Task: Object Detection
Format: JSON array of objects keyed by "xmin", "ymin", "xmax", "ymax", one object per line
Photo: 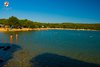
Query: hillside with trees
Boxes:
[{"xmin": 0, "ymin": 16, "xmax": 100, "ymax": 30}]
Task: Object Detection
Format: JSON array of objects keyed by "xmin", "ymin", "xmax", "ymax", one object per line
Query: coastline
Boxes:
[{"xmin": 0, "ymin": 28, "xmax": 99, "ymax": 32}]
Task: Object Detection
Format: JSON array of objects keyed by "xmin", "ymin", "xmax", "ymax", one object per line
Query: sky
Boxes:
[{"xmin": 0, "ymin": 0, "xmax": 100, "ymax": 23}]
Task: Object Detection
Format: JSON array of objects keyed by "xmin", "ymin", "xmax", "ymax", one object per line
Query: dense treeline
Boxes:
[{"xmin": 0, "ymin": 16, "xmax": 100, "ymax": 30}]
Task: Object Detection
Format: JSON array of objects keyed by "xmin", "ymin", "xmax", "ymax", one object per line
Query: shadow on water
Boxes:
[
  {"xmin": 30, "ymin": 53, "xmax": 100, "ymax": 67},
  {"xmin": 0, "ymin": 43, "xmax": 21, "ymax": 67}
]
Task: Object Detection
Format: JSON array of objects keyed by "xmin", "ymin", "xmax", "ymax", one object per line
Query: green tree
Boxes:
[{"xmin": 8, "ymin": 16, "xmax": 20, "ymax": 28}]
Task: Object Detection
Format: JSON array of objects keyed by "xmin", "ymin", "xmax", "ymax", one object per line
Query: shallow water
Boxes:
[{"xmin": 0, "ymin": 30, "xmax": 100, "ymax": 66}]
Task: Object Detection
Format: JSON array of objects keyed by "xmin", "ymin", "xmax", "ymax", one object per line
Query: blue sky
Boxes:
[{"xmin": 0, "ymin": 0, "xmax": 100, "ymax": 23}]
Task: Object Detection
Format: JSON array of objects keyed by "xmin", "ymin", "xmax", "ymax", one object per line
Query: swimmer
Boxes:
[
  {"xmin": 10, "ymin": 34, "xmax": 13, "ymax": 44},
  {"xmin": 16, "ymin": 34, "xmax": 18, "ymax": 43}
]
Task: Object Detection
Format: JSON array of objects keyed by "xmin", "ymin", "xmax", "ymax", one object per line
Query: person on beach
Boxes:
[{"xmin": 10, "ymin": 34, "xmax": 13, "ymax": 44}]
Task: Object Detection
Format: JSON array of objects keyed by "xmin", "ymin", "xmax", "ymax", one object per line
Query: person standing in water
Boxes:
[
  {"xmin": 10, "ymin": 34, "xmax": 13, "ymax": 44},
  {"xmin": 16, "ymin": 34, "xmax": 18, "ymax": 43}
]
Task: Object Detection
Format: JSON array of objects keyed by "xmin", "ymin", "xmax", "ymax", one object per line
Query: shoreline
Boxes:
[{"xmin": 0, "ymin": 28, "xmax": 99, "ymax": 32}]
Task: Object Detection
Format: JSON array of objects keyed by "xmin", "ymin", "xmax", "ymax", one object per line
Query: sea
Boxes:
[{"xmin": 0, "ymin": 30, "xmax": 100, "ymax": 67}]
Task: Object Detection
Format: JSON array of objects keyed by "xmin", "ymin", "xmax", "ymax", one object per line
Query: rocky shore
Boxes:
[{"xmin": 0, "ymin": 28, "xmax": 99, "ymax": 32}]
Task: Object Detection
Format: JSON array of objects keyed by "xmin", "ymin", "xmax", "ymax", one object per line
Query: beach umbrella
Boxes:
[{"xmin": 4, "ymin": 1, "xmax": 9, "ymax": 7}]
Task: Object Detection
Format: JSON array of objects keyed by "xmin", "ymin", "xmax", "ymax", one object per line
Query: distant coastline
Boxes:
[
  {"xmin": 0, "ymin": 16, "xmax": 100, "ymax": 32},
  {"xmin": 0, "ymin": 28, "xmax": 99, "ymax": 32}
]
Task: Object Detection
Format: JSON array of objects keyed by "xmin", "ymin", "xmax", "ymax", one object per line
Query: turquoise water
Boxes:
[{"xmin": 0, "ymin": 30, "xmax": 100, "ymax": 65}]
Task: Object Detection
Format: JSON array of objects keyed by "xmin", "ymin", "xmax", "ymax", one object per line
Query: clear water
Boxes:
[{"xmin": 0, "ymin": 30, "xmax": 100, "ymax": 66}]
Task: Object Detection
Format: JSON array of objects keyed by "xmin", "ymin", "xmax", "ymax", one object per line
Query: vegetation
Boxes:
[{"xmin": 0, "ymin": 16, "xmax": 100, "ymax": 30}]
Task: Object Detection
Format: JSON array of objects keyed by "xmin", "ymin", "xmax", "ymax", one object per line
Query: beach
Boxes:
[
  {"xmin": 0, "ymin": 28, "xmax": 48, "ymax": 32},
  {"xmin": 0, "ymin": 28, "xmax": 99, "ymax": 32}
]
